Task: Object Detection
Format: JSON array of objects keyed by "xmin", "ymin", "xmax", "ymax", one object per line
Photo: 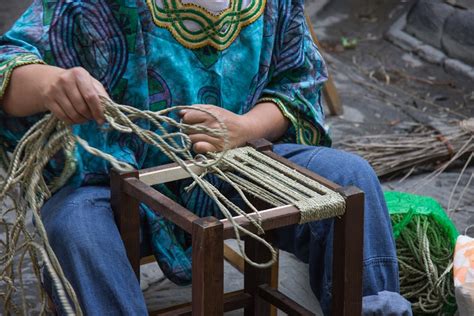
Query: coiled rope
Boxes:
[{"xmin": 394, "ymin": 214, "xmax": 457, "ymax": 314}]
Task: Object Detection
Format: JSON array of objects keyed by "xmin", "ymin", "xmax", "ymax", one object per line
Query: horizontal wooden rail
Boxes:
[
  {"xmin": 123, "ymin": 177, "xmax": 199, "ymax": 233},
  {"xmin": 152, "ymin": 290, "xmax": 252, "ymax": 316},
  {"xmin": 139, "ymin": 161, "xmax": 209, "ymax": 185},
  {"xmin": 258, "ymin": 284, "xmax": 315, "ymax": 316},
  {"xmin": 221, "ymin": 205, "xmax": 300, "ymax": 239}
]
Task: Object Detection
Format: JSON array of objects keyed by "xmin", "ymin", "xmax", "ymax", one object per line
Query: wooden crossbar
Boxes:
[{"xmin": 139, "ymin": 161, "xmax": 209, "ymax": 185}]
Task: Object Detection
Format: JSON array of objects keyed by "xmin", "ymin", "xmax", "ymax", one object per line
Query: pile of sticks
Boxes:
[{"xmin": 337, "ymin": 118, "xmax": 473, "ymax": 177}]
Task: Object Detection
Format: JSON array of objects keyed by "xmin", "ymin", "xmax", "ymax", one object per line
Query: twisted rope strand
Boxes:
[{"xmin": 0, "ymin": 97, "xmax": 346, "ymax": 313}]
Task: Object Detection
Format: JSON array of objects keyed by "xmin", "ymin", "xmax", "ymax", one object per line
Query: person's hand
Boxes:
[
  {"xmin": 41, "ymin": 67, "xmax": 108, "ymax": 125},
  {"xmin": 179, "ymin": 104, "xmax": 252, "ymax": 153}
]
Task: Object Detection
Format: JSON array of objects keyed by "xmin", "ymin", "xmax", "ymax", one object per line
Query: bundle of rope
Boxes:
[
  {"xmin": 0, "ymin": 97, "xmax": 345, "ymax": 314},
  {"xmin": 395, "ymin": 215, "xmax": 456, "ymax": 314},
  {"xmin": 386, "ymin": 192, "xmax": 459, "ymax": 315}
]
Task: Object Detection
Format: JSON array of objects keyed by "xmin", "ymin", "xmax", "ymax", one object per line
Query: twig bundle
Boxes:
[{"xmin": 336, "ymin": 119, "xmax": 473, "ymax": 177}]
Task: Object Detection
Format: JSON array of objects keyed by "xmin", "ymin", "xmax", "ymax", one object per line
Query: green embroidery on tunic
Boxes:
[
  {"xmin": 259, "ymin": 96, "xmax": 321, "ymax": 146},
  {"xmin": 0, "ymin": 54, "xmax": 44, "ymax": 99},
  {"xmin": 146, "ymin": 0, "xmax": 266, "ymax": 50}
]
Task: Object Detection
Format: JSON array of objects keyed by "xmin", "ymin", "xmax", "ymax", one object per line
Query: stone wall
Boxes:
[{"xmin": 405, "ymin": 0, "xmax": 474, "ymax": 66}]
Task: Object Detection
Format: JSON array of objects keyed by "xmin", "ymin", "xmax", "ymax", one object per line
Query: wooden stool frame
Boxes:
[{"xmin": 110, "ymin": 139, "xmax": 364, "ymax": 316}]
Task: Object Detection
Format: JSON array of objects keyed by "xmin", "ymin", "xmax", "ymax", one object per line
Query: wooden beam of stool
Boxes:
[
  {"xmin": 224, "ymin": 243, "xmax": 280, "ymax": 316},
  {"xmin": 110, "ymin": 169, "xmax": 141, "ymax": 278},
  {"xmin": 258, "ymin": 284, "xmax": 315, "ymax": 316},
  {"xmin": 224, "ymin": 243, "xmax": 245, "ymax": 273},
  {"xmin": 153, "ymin": 290, "xmax": 252, "ymax": 316},
  {"xmin": 332, "ymin": 186, "xmax": 364, "ymax": 316},
  {"xmin": 192, "ymin": 217, "xmax": 224, "ymax": 316},
  {"xmin": 244, "ymin": 236, "xmax": 274, "ymax": 316}
]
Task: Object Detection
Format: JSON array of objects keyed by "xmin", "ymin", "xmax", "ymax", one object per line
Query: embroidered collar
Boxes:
[{"xmin": 147, "ymin": 0, "xmax": 266, "ymax": 50}]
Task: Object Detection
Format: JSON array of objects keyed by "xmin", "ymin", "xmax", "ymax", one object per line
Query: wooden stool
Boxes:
[{"xmin": 110, "ymin": 139, "xmax": 364, "ymax": 315}]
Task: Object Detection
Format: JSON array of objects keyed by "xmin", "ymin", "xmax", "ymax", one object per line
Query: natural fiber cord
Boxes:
[
  {"xmin": 0, "ymin": 97, "xmax": 345, "ymax": 314},
  {"xmin": 386, "ymin": 191, "xmax": 458, "ymax": 315},
  {"xmin": 210, "ymin": 147, "xmax": 346, "ymax": 224}
]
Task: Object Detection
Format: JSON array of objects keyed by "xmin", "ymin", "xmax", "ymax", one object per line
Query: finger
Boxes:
[
  {"xmin": 73, "ymin": 69, "xmax": 106, "ymax": 125},
  {"xmin": 193, "ymin": 141, "xmax": 218, "ymax": 154},
  {"xmin": 65, "ymin": 83, "xmax": 93, "ymax": 121},
  {"xmin": 188, "ymin": 133, "xmax": 222, "ymax": 146},
  {"xmin": 192, "ymin": 104, "xmax": 213, "ymax": 110},
  {"xmin": 181, "ymin": 109, "xmax": 212, "ymax": 125},
  {"xmin": 47, "ymin": 101, "xmax": 74, "ymax": 125},
  {"xmin": 54, "ymin": 91, "xmax": 88, "ymax": 124},
  {"xmin": 92, "ymin": 79, "xmax": 110, "ymax": 99},
  {"xmin": 179, "ymin": 104, "xmax": 211, "ymax": 116},
  {"xmin": 184, "ymin": 120, "xmax": 223, "ymax": 135}
]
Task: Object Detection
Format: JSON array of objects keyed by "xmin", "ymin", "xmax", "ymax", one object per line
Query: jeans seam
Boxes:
[
  {"xmin": 310, "ymin": 229, "xmax": 320, "ymax": 240},
  {"xmin": 305, "ymin": 147, "xmax": 324, "ymax": 169},
  {"xmin": 363, "ymin": 256, "xmax": 398, "ymax": 267},
  {"xmin": 62, "ymin": 198, "xmax": 109, "ymax": 207}
]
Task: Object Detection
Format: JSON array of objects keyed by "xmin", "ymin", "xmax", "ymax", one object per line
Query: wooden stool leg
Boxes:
[
  {"xmin": 110, "ymin": 169, "xmax": 140, "ymax": 279},
  {"xmin": 192, "ymin": 217, "xmax": 224, "ymax": 316},
  {"xmin": 332, "ymin": 186, "xmax": 364, "ymax": 316},
  {"xmin": 244, "ymin": 236, "xmax": 273, "ymax": 316},
  {"xmin": 224, "ymin": 243, "xmax": 279, "ymax": 316},
  {"xmin": 270, "ymin": 253, "xmax": 279, "ymax": 316}
]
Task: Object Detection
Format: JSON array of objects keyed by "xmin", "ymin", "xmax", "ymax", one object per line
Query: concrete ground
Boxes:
[{"xmin": 0, "ymin": 0, "xmax": 473, "ymax": 314}]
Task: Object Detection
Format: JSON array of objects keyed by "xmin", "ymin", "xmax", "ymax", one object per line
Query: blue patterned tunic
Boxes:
[{"xmin": 0, "ymin": 0, "xmax": 329, "ymax": 284}]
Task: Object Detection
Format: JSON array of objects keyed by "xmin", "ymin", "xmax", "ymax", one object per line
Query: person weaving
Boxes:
[{"xmin": 0, "ymin": 0, "xmax": 411, "ymax": 314}]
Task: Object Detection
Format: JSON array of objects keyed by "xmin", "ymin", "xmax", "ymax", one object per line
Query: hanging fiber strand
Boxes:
[
  {"xmin": 0, "ymin": 97, "xmax": 234, "ymax": 314},
  {"xmin": 0, "ymin": 97, "xmax": 345, "ymax": 314}
]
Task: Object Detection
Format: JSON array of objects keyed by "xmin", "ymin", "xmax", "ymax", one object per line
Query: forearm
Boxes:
[
  {"xmin": 242, "ymin": 101, "xmax": 289, "ymax": 142},
  {"xmin": 1, "ymin": 64, "xmax": 107, "ymax": 124},
  {"xmin": 1, "ymin": 64, "xmax": 61, "ymax": 117}
]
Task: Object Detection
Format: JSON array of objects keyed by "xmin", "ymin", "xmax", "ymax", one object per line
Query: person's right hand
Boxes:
[{"xmin": 41, "ymin": 67, "xmax": 108, "ymax": 125}]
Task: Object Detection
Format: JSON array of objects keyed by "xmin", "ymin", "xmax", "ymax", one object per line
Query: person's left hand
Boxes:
[{"xmin": 179, "ymin": 104, "xmax": 252, "ymax": 153}]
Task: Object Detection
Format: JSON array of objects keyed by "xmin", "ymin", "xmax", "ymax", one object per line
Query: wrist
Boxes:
[
  {"xmin": 243, "ymin": 100, "xmax": 289, "ymax": 142},
  {"xmin": 11, "ymin": 64, "xmax": 62, "ymax": 113},
  {"xmin": 240, "ymin": 111, "xmax": 261, "ymax": 145},
  {"xmin": 37, "ymin": 66, "xmax": 66, "ymax": 112}
]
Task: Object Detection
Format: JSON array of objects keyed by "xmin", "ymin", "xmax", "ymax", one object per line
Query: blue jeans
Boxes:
[{"xmin": 41, "ymin": 144, "xmax": 412, "ymax": 315}]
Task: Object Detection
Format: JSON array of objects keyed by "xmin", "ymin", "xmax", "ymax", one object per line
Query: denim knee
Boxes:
[
  {"xmin": 41, "ymin": 186, "xmax": 115, "ymax": 254},
  {"xmin": 304, "ymin": 147, "xmax": 379, "ymax": 190},
  {"xmin": 40, "ymin": 186, "xmax": 148, "ymax": 315}
]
